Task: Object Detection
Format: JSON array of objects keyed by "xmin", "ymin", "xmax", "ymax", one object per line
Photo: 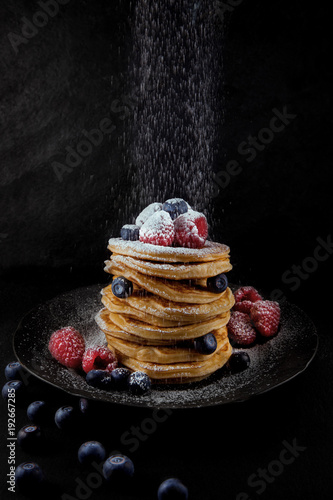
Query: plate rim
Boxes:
[{"xmin": 12, "ymin": 284, "xmax": 319, "ymax": 409}]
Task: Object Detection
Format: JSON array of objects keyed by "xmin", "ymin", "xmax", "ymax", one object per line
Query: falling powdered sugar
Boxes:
[{"xmin": 123, "ymin": 0, "xmax": 223, "ymax": 217}]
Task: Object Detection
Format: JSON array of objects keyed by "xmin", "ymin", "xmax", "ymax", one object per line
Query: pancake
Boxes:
[
  {"xmin": 96, "ymin": 308, "xmax": 179, "ymax": 345},
  {"xmin": 102, "ymin": 287, "xmax": 234, "ymax": 322},
  {"xmin": 97, "ymin": 231, "xmax": 234, "ymax": 384},
  {"xmin": 106, "ymin": 310, "xmax": 230, "ymax": 340},
  {"xmin": 104, "ymin": 261, "xmax": 226, "ymax": 304},
  {"xmin": 105, "ymin": 327, "xmax": 228, "ymax": 364},
  {"xmin": 113, "ymin": 340, "xmax": 232, "ymax": 382},
  {"xmin": 108, "ymin": 238, "xmax": 230, "ymax": 263},
  {"xmin": 101, "ymin": 295, "xmax": 198, "ymax": 326},
  {"xmin": 111, "ymin": 254, "xmax": 232, "ymax": 280}
]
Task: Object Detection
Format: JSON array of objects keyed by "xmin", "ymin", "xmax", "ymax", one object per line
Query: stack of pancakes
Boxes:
[{"xmin": 95, "ymin": 238, "xmax": 235, "ymax": 383}]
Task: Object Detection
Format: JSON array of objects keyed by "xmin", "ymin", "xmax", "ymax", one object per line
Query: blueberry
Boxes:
[
  {"xmin": 158, "ymin": 478, "xmax": 188, "ymax": 500},
  {"xmin": 54, "ymin": 406, "xmax": 75, "ymax": 430},
  {"xmin": 15, "ymin": 462, "xmax": 44, "ymax": 493},
  {"xmin": 86, "ymin": 369, "xmax": 113, "ymax": 390},
  {"xmin": 79, "ymin": 398, "xmax": 90, "ymax": 415},
  {"xmin": 162, "ymin": 198, "xmax": 188, "ymax": 220},
  {"xmin": 194, "ymin": 333, "xmax": 217, "ymax": 354},
  {"xmin": 207, "ymin": 273, "xmax": 228, "ymax": 293},
  {"xmin": 78, "ymin": 441, "xmax": 106, "ymax": 465},
  {"xmin": 17, "ymin": 425, "xmax": 42, "ymax": 450},
  {"xmin": 2, "ymin": 380, "xmax": 24, "ymax": 400},
  {"xmin": 103, "ymin": 454, "xmax": 135, "ymax": 481},
  {"xmin": 27, "ymin": 401, "xmax": 48, "ymax": 424},
  {"xmin": 111, "ymin": 368, "xmax": 131, "ymax": 390},
  {"xmin": 120, "ymin": 224, "xmax": 140, "ymax": 241},
  {"xmin": 229, "ymin": 352, "xmax": 251, "ymax": 373},
  {"xmin": 111, "ymin": 277, "xmax": 133, "ymax": 299},
  {"xmin": 5, "ymin": 361, "xmax": 25, "ymax": 381},
  {"xmin": 127, "ymin": 371, "xmax": 151, "ymax": 395}
]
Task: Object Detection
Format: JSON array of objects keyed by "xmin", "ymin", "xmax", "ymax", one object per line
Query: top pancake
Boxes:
[{"xmin": 108, "ymin": 238, "xmax": 230, "ymax": 263}]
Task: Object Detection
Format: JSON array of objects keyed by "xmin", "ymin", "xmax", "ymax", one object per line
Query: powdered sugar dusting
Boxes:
[
  {"xmin": 140, "ymin": 210, "xmax": 173, "ymax": 233},
  {"xmin": 122, "ymin": 224, "xmax": 139, "ymax": 230},
  {"xmin": 135, "ymin": 202, "xmax": 162, "ymax": 227},
  {"xmin": 108, "ymin": 238, "xmax": 229, "ymax": 261},
  {"xmin": 14, "ymin": 285, "xmax": 318, "ymax": 409},
  {"xmin": 139, "ymin": 210, "xmax": 175, "ymax": 246}
]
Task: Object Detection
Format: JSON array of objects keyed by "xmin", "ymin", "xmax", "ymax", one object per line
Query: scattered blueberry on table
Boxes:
[
  {"xmin": 54, "ymin": 405, "xmax": 76, "ymax": 430},
  {"xmin": 17, "ymin": 424, "xmax": 43, "ymax": 450},
  {"xmin": 103, "ymin": 454, "xmax": 135, "ymax": 481},
  {"xmin": 2, "ymin": 380, "xmax": 24, "ymax": 399},
  {"xmin": 5, "ymin": 361, "xmax": 25, "ymax": 381},
  {"xmin": 158, "ymin": 478, "xmax": 189, "ymax": 500},
  {"xmin": 15, "ymin": 462, "xmax": 45, "ymax": 493},
  {"xmin": 27, "ymin": 400, "xmax": 48, "ymax": 424},
  {"xmin": 78, "ymin": 441, "xmax": 106, "ymax": 465},
  {"xmin": 79, "ymin": 397, "xmax": 90, "ymax": 414}
]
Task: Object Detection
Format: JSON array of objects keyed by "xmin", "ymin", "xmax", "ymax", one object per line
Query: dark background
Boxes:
[{"xmin": 0, "ymin": 1, "xmax": 332, "ymax": 499}]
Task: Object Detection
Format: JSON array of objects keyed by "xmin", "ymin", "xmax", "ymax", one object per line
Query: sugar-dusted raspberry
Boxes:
[
  {"xmin": 233, "ymin": 300, "xmax": 254, "ymax": 314},
  {"xmin": 82, "ymin": 346, "xmax": 118, "ymax": 374},
  {"xmin": 48, "ymin": 327, "xmax": 85, "ymax": 370},
  {"xmin": 173, "ymin": 210, "xmax": 208, "ymax": 249},
  {"xmin": 227, "ymin": 312, "xmax": 257, "ymax": 346},
  {"xmin": 234, "ymin": 286, "xmax": 262, "ymax": 309},
  {"xmin": 139, "ymin": 210, "xmax": 175, "ymax": 246},
  {"xmin": 250, "ymin": 300, "xmax": 281, "ymax": 337}
]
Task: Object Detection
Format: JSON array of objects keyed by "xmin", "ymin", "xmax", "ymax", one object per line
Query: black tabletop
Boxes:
[{"xmin": 0, "ymin": 268, "xmax": 332, "ymax": 500}]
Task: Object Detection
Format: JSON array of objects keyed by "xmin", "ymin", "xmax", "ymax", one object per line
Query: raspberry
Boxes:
[
  {"xmin": 173, "ymin": 210, "xmax": 208, "ymax": 249},
  {"xmin": 250, "ymin": 300, "xmax": 281, "ymax": 337},
  {"xmin": 234, "ymin": 286, "xmax": 262, "ymax": 312},
  {"xmin": 82, "ymin": 346, "xmax": 118, "ymax": 374},
  {"xmin": 227, "ymin": 312, "xmax": 257, "ymax": 346},
  {"xmin": 233, "ymin": 300, "xmax": 254, "ymax": 314},
  {"xmin": 48, "ymin": 327, "xmax": 85, "ymax": 370},
  {"xmin": 139, "ymin": 210, "xmax": 174, "ymax": 246}
]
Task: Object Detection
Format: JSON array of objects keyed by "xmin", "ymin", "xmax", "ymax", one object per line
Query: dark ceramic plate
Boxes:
[{"xmin": 13, "ymin": 285, "xmax": 318, "ymax": 409}]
